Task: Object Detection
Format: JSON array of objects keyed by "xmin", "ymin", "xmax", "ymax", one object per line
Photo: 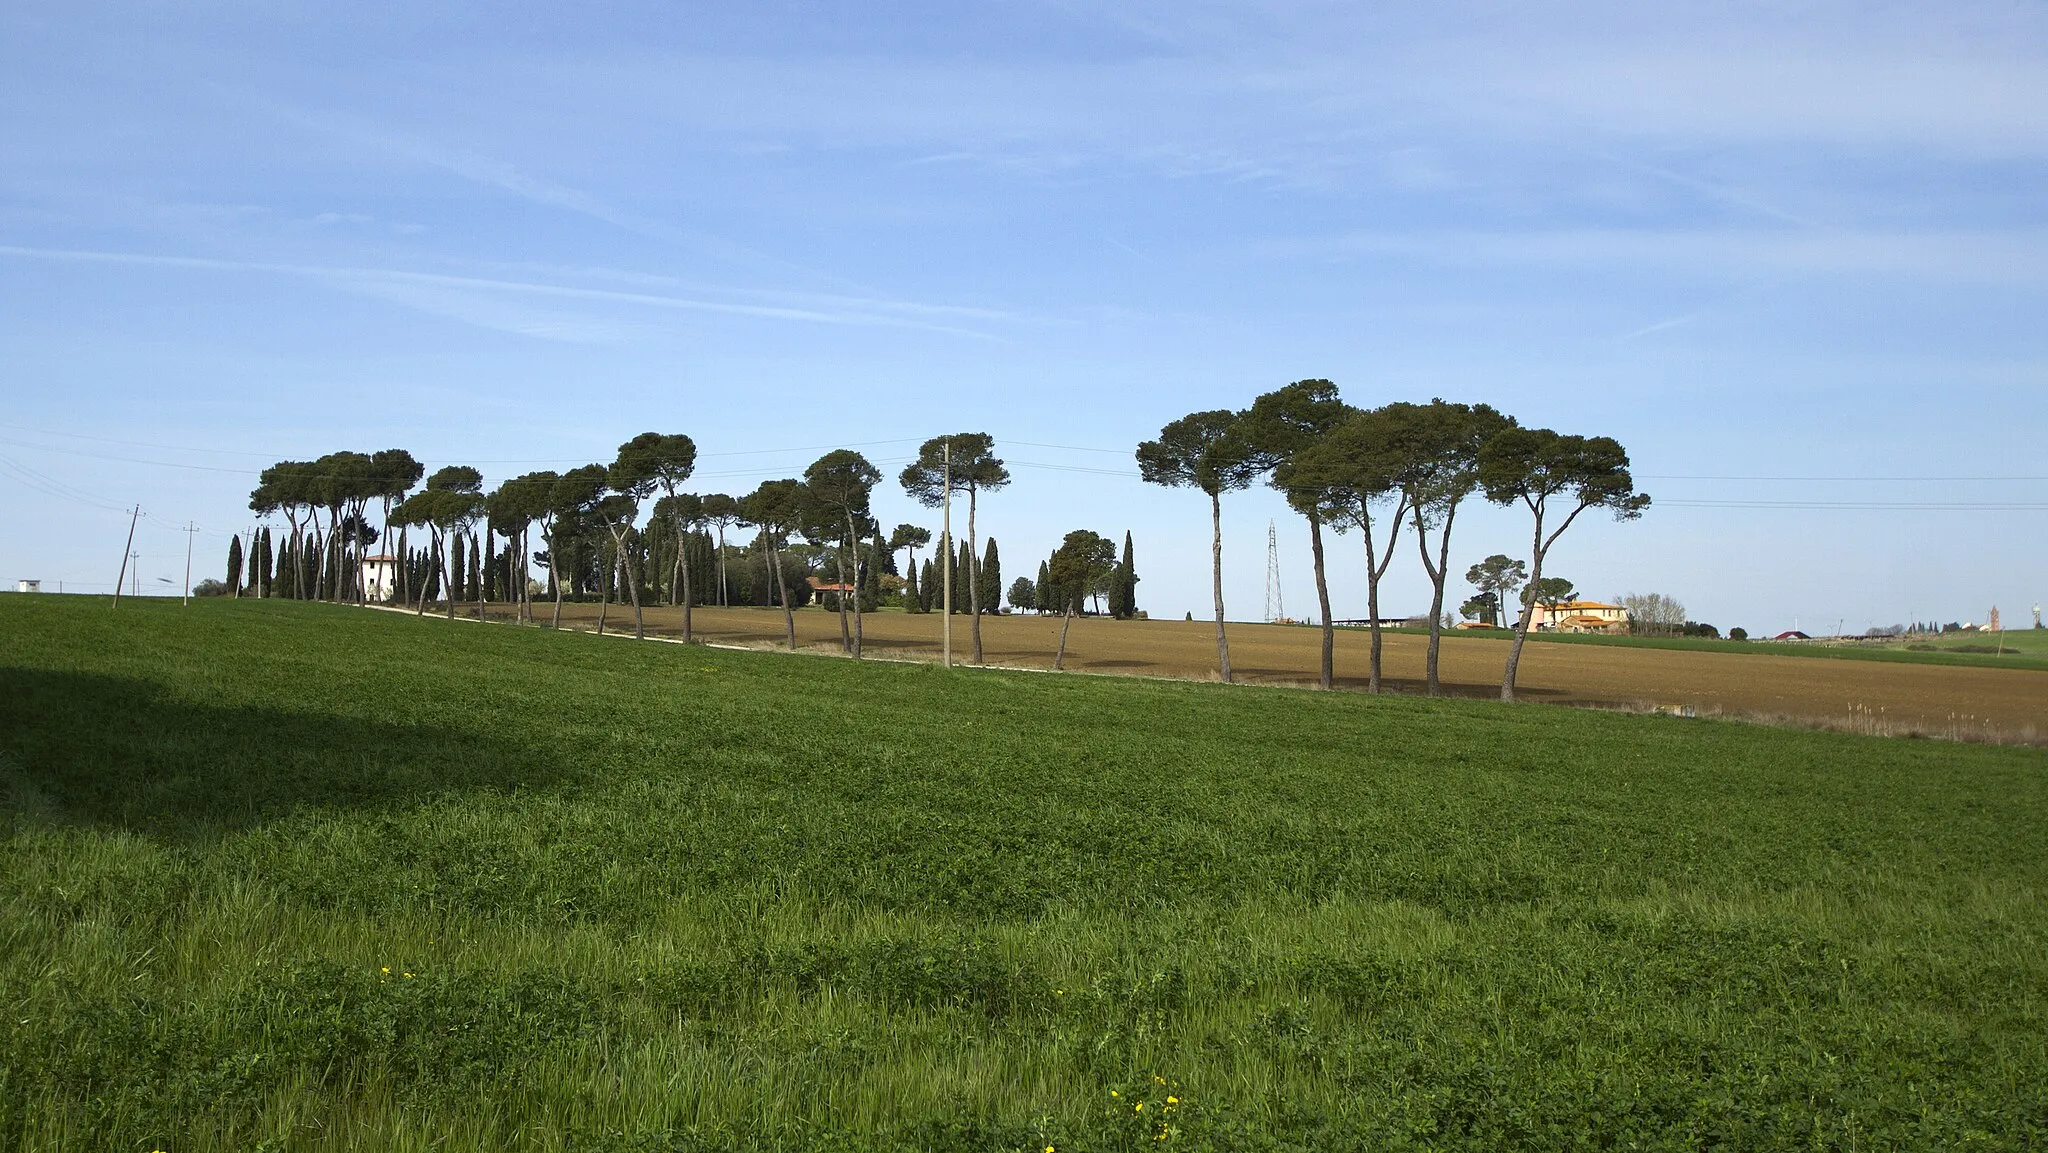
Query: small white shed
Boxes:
[
  {"xmin": 16, "ymin": 579, "xmax": 40, "ymax": 593},
  {"xmin": 360, "ymin": 556, "xmax": 399, "ymax": 601}
]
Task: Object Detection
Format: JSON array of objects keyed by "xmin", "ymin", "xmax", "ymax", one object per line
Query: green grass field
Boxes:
[{"xmin": 3, "ymin": 594, "xmax": 2046, "ymax": 1151}]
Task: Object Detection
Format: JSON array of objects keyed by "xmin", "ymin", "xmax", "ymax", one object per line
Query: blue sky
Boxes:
[{"xmin": 3, "ymin": 1, "xmax": 2045, "ymax": 633}]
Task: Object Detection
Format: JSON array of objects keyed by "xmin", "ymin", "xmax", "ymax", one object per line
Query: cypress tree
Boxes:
[
  {"xmin": 451, "ymin": 534, "xmax": 466, "ymax": 603},
  {"xmin": 226, "ymin": 535, "xmax": 244, "ymax": 598},
  {"xmin": 1036, "ymin": 559, "xmax": 1054, "ymax": 616},
  {"xmin": 979, "ymin": 538, "xmax": 1000, "ymax": 613},
  {"xmin": 903, "ymin": 554, "xmax": 920, "ymax": 610},
  {"xmin": 862, "ymin": 530, "xmax": 884, "ymax": 604},
  {"xmin": 919, "ymin": 557, "xmax": 936, "ymax": 612},
  {"xmin": 1119, "ymin": 530, "xmax": 1139, "ymax": 618},
  {"xmin": 258, "ymin": 528, "xmax": 273, "ymax": 597},
  {"xmin": 954, "ymin": 539, "xmax": 972, "ymax": 614}
]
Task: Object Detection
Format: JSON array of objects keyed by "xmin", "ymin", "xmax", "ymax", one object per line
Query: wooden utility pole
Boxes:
[
  {"xmin": 941, "ymin": 440, "xmax": 952, "ymax": 668},
  {"xmin": 112, "ymin": 505, "xmax": 139, "ymax": 608},
  {"xmin": 181, "ymin": 522, "xmax": 199, "ymax": 606}
]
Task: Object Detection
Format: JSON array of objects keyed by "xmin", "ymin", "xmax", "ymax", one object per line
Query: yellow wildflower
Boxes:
[
  {"xmin": 1135, "ymin": 1102, "xmax": 1145, "ymax": 1112},
  {"xmin": 1154, "ymin": 1075, "xmax": 1166, "ymax": 1085},
  {"xmin": 1166, "ymin": 1096, "xmax": 1179, "ymax": 1105}
]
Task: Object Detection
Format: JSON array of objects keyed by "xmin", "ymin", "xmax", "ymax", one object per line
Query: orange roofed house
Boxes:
[{"xmin": 1532, "ymin": 600, "xmax": 1630, "ymax": 634}]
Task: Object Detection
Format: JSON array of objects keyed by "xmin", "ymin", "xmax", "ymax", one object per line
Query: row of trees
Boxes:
[
  {"xmin": 236, "ymin": 430, "xmax": 1129, "ymax": 664},
  {"xmin": 1137, "ymin": 381, "xmax": 1647, "ymax": 701},
  {"xmin": 230, "ymin": 397, "xmax": 1643, "ymax": 700}
]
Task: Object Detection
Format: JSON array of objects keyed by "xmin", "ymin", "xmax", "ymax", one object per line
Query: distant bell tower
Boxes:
[{"xmin": 1986, "ymin": 605, "xmax": 2001, "ymax": 632}]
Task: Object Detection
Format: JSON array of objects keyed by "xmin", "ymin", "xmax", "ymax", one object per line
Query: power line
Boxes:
[
  {"xmin": 1661, "ymin": 499, "xmax": 2048, "ymax": 510},
  {"xmin": 1643, "ymin": 474, "xmax": 2048, "ymax": 482}
]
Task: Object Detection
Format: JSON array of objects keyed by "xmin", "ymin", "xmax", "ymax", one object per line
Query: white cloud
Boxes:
[{"xmin": 0, "ymin": 245, "xmax": 1013, "ymax": 340}]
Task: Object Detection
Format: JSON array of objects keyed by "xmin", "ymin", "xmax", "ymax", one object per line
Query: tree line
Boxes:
[
  {"xmin": 1136, "ymin": 380, "xmax": 1647, "ymax": 701},
  {"xmin": 222, "ymin": 389, "xmax": 1643, "ymax": 700},
  {"xmin": 227, "ymin": 433, "xmax": 1145, "ymax": 665}
]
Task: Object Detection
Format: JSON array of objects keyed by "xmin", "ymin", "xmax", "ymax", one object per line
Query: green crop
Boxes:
[{"xmin": 3, "ymin": 595, "xmax": 2044, "ymax": 1150}]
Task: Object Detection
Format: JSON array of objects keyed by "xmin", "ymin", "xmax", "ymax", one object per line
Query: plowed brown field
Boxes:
[{"xmin": 486, "ymin": 602, "xmax": 2046, "ymax": 741}]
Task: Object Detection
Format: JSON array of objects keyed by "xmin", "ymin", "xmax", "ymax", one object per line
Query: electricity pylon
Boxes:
[{"xmin": 1264, "ymin": 520, "xmax": 1284, "ymax": 623}]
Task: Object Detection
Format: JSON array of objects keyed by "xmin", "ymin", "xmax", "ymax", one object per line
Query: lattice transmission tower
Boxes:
[{"xmin": 1264, "ymin": 520, "xmax": 1284, "ymax": 623}]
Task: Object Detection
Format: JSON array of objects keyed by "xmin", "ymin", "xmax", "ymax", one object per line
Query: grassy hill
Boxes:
[{"xmin": 3, "ymin": 594, "xmax": 2045, "ymax": 1151}]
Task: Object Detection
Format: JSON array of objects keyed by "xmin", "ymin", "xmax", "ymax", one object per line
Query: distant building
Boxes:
[
  {"xmin": 16, "ymin": 579, "xmax": 40, "ymax": 593},
  {"xmin": 1774, "ymin": 630, "xmax": 1811, "ymax": 641},
  {"xmin": 1531, "ymin": 600, "xmax": 1629, "ymax": 633},
  {"xmin": 360, "ymin": 555, "xmax": 399, "ymax": 602},
  {"xmin": 806, "ymin": 576, "xmax": 857, "ymax": 595}
]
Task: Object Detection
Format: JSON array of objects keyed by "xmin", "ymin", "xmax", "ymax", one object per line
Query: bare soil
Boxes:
[{"xmin": 474, "ymin": 601, "xmax": 2048, "ymax": 742}]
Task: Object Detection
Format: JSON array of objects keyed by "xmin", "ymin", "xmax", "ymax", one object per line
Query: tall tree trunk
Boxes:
[
  {"xmin": 308, "ymin": 510, "xmax": 323, "ymax": 601},
  {"xmin": 416, "ymin": 529, "xmax": 439, "ymax": 615},
  {"xmin": 1210, "ymin": 491, "xmax": 1232, "ymax": 683},
  {"xmin": 445, "ymin": 530, "xmax": 458, "ymax": 620},
  {"xmin": 716, "ymin": 524, "xmax": 728, "ymax": 607},
  {"xmin": 1501, "ymin": 508, "xmax": 1547, "ymax": 702},
  {"xmin": 291, "ymin": 511, "xmax": 306, "ymax": 600},
  {"xmin": 1500, "ymin": 498, "xmax": 1591, "ymax": 702},
  {"xmin": 681, "ymin": 531, "xmax": 694, "ymax": 644},
  {"xmin": 476, "ymin": 529, "xmax": 488, "ymax": 621},
  {"xmin": 845, "ymin": 513, "xmax": 864, "ymax": 659},
  {"xmin": 1055, "ymin": 606, "xmax": 1073, "ymax": 670},
  {"xmin": 1364, "ymin": 528, "xmax": 1384, "ymax": 693},
  {"xmin": 595, "ymin": 543, "xmax": 612, "ymax": 636},
  {"xmin": 1309, "ymin": 514, "xmax": 1333, "ymax": 690},
  {"xmin": 1357, "ymin": 496, "xmax": 1408, "ymax": 694},
  {"xmin": 967, "ymin": 486, "xmax": 982, "ymax": 663},
  {"xmin": 769, "ymin": 533, "xmax": 796, "ymax": 649},
  {"xmin": 617, "ymin": 526, "xmax": 644, "ymax": 639},
  {"xmin": 1411, "ymin": 501, "xmax": 1459, "ymax": 696},
  {"xmin": 344, "ymin": 504, "xmax": 359, "ymax": 603},
  {"xmin": 547, "ymin": 524, "xmax": 564, "ymax": 629},
  {"xmin": 830, "ymin": 537, "xmax": 851, "ymax": 653},
  {"xmin": 671, "ymin": 533, "xmax": 683, "ymax": 608}
]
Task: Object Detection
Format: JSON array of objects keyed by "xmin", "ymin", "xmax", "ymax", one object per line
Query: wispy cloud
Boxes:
[
  {"xmin": 241, "ymin": 97, "xmax": 888, "ymax": 295},
  {"xmin": 0, "ymin": 245, "xmax": 1009, "ymax": 340},
  {"xmin": 1249, "ymin": 228, "xmax": 2048, "ymax": 286}
]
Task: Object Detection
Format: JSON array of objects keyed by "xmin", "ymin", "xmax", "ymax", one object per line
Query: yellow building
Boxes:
[{"xmin": 1533, "ymin": 600, "xmax": 1630, "ymax": 633}]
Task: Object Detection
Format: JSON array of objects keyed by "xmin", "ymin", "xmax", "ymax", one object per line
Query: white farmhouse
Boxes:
[{"xmin": 360, "ymin": 555, "xmax": 400, "ymax": 602}]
